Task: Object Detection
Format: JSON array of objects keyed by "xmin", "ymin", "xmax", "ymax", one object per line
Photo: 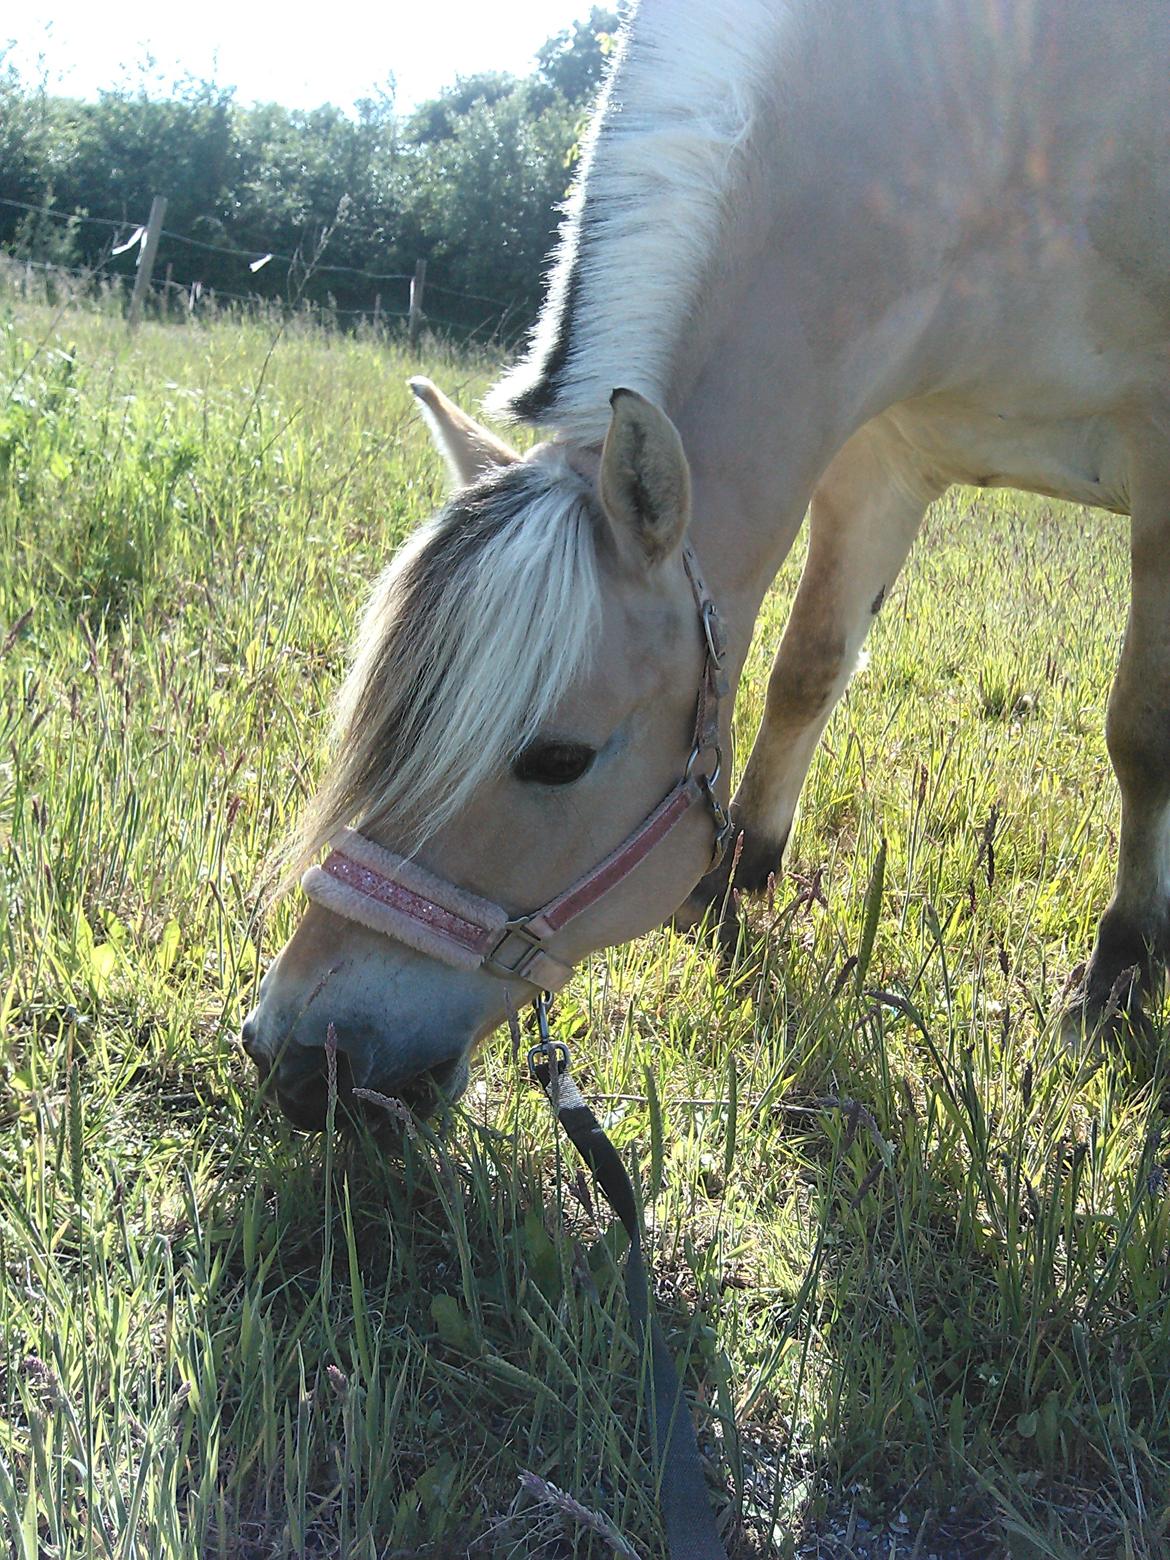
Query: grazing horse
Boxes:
[{"xmin": 243, "ymin": 0, "xmax": 1170, "ymax": 1127}]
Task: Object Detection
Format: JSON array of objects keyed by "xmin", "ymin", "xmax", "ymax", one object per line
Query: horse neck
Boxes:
[
  {"xmin": 537, "ymin": 12, "xmax": 972, "ymax": 667},
  {"xmin": 658, "ymin": 204, "xmax": 937, "ymax": 681},
  {"xmin": 493, "ymin": 0, "xmax": 788, "ymax": 440}
]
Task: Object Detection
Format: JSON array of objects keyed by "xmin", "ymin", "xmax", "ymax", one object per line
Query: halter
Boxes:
[{"xmin": 301, "ymin": 543, "xmax": 733, "ymax": 989}]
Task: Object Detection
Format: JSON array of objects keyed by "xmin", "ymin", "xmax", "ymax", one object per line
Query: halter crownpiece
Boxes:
[{"xmin": 301, "ymin": 542, "xmax": 732, "ymax": 988}]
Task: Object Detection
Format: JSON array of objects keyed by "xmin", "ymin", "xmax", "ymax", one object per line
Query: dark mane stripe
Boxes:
[
  {"xmin": 490, "ymin": 28, "xmax": 629, "ymax": 430},
  {"xmin": 504, "ymin": 256, "xmax": 585, "ymax": 425}
]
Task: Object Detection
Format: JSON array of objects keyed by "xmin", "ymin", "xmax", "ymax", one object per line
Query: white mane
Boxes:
[
  {"xmin": 284, "ymin": 454, "xmax": 602, "ymax": 875},
  {"xmin": 487, "ymin": 0, "xmax": 787, "ymax": 443}
]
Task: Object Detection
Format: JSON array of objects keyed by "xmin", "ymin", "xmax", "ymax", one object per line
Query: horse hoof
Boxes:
[
  {"xmin": 673, "ymin": 867, "xmax": 734, "ymax": 934},
  {"xmin": 1058, "ymin": 993, "xmax": 1107, "ymax": 1058},
  {"xmin": 673, "ymin": 823, "xmax": 788, "ymax": 931},
  {"xmin": 1059, "ymin": 980, "xmax": 1160, "ymax": 1068}
]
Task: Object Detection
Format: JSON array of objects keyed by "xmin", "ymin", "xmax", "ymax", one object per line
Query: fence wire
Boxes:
[
  {"xmin": 1, "ymin": 254, "xmax": 522, "ymax": 335},
  {"xmin": 0, "ymin": 194, "xmax": 512, "ymax": 314}
]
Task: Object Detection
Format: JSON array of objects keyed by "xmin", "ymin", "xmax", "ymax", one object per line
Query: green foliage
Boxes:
[
  {"xmin": 0, "ymin": 289, "xmax": 1167, "ymax": 1557},
  {"xmin": 0, "ymin": 11, "xmax": 619, "ymax": 335},
  {"xmin": 533, "ymin": 6, "xmax": 621, "ymax": 106},
  {"xmin": 406, "ymin": 88, "xmax": 582, "ymax": 320},
  {"xmin": 0, "ymin": 49, "xmax": 55, "ymax": 214}
]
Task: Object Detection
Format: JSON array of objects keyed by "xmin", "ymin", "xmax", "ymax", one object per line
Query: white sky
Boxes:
[{"xmin": 7, "ymin": 0, "xmax": 593, "ymax": 111}]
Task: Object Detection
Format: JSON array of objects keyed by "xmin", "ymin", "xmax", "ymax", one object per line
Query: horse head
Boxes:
[{"xmin": 242, "ymin": 381, "xmax": 732, "ymax": 1127}]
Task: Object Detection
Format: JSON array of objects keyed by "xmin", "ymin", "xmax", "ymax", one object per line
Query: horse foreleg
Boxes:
[
  {"xmin": 680, "ymin": 417, "xmax": 941, "ymax": 928},
  {"xmin": 1065, "ymin": 437, "xmax": 1170, "ymax": 1047}
]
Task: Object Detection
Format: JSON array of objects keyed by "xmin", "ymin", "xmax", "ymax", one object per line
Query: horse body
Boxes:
[
  {"xmin": 659, "ymin": 0, "xmax": 1170, "ymax": 1021},
  {"xmin": 245, "ymin": 0, "xmax": 1170, "ymax": 1122}
]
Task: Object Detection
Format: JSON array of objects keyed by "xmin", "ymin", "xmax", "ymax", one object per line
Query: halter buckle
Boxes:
[
  {"xmin": 701, "ymin": 600, "xmax": 726, "ymax": 667},
  {"xmin": 701, "ymin": 774, "xmax": 736, "ymax": 870},
  {"xmin": 483, "ymin": 915, "xmax": 545, "ymax": 980}
]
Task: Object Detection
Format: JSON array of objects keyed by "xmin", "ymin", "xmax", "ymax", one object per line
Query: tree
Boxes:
[
  {"xmin": 405, "ymin": 73, "xmax": 516, "ymax": 145},
  {"xmin": 533, "ymin": 8, "xmax": 620, "ymax": 107},
  {"xmin": 399, "ymin": 87, "xmax": 579, "ymax": 322},
  {"xmin": 0, "ymin": 50, "xmax": 60, "ymax": 249}
]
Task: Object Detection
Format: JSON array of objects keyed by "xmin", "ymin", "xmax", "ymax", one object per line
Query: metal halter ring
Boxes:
[
  {"xmin": 685, "ymin": 738, "xmax": 723, "ymax": 789},
  {"xmin": 527, "ymin": 991, "xmax": 572, "ymax": 1079},
  {"xmin": 700, "ymin": 775, "xmax": 736, "ymax": 869}
]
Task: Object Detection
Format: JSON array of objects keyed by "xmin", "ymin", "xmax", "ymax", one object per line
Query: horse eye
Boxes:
[{"xmin": 513, "ymin": 741, "xmax": 596, "ymax": 786}]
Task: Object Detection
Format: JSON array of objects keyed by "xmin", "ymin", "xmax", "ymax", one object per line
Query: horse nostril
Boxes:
[
  {"xmin": 240, "ymin": 1014, "xmax": 271, "ymax": 1079},
  {"xmin": 277, "ymin": 1046, "xmax": 358, "ymax": 1132}
]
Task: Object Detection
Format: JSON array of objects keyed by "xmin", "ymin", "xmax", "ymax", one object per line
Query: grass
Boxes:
[{"xmin": 1, "ymin": 278, "xmax": 1167, "ymax": 1559}]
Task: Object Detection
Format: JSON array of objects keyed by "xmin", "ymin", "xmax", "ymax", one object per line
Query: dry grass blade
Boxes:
[{"xmin": 516, "ymin": 1471, "xmax": 643, "ymax": 1559}]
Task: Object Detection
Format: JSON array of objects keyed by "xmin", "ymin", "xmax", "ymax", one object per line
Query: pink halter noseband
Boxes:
[{"xmin": 301, "ymin": 544, "xmax": 732, "ymax": 991}]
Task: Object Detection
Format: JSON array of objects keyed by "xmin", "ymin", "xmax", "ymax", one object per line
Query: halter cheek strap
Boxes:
[{"xmin": 301, "ymin": 543, "xmax": 732, "ymax": 989}]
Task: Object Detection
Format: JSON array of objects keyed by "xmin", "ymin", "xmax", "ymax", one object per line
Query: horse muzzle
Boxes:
[{"xmin": 240, "ymin": 1006, "xmax": 471, "ymax": 1130}]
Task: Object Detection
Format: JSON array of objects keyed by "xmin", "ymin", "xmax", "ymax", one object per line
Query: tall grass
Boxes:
[{"xmin": 1, "ymin": 282, "xmax": 1166, "ymax": 1558}]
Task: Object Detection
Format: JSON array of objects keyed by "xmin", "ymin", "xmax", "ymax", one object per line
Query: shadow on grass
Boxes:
[{"xmin": 179, "ymin": 901, "xmax": 1169, "ymax": 1560}]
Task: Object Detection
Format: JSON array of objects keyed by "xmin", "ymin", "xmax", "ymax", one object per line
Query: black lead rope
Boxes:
[{"xmin": 528, "ymin": 996, "xmax": 731, "ymax": 1560}]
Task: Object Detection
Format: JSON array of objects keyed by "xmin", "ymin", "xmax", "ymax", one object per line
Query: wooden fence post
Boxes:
[
  {"xmin": 408, "ymin": 258, "xmax": 426, "ymax": 348},
  {"xmin": 128, "ymin": 195, "xmax": 167, "ymax": 329}
]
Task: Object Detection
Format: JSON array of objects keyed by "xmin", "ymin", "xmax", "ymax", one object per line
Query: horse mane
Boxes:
[
  {"xmin": 279, "ymin": 454, "xmax": 601, "ymax": 882},
  {"xmin": 486, "ymin": 0, "xmax": 784, "ymax": 442}
]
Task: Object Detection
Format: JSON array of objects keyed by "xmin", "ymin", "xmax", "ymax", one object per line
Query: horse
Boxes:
[{"xmin": 243, "ymin": 0, "xmax": 1170, "ymax": 1129}]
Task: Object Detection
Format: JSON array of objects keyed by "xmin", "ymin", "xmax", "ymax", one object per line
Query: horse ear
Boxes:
[
  {"xmin": 408, "ymin": 377, "xmax": 520, "ymax": 488},
  {"xmin": 599, "ymin": 388, "xmax": 691, "ymax": 568}
]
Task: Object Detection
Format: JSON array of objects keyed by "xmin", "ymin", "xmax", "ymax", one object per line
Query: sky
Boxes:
[{"xmin": 7, "ymin": 0, "xmax": 594, "ymax": 111}]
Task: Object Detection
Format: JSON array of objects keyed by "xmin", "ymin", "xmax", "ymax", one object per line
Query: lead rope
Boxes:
[{"xmin": 527, "ymin": 994, "xmax": 731, "ymax": 1560}]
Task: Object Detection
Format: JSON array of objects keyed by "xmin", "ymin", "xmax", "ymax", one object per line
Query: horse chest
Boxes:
[{"xmin": 888, "ymin": 401, "xmax": 1131, "ymax": 515}]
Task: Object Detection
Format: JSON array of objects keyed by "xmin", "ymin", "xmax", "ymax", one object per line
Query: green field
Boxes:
[{"xmin": 2, "ymin": 280, "xmax": 1167, "ymax": 1559}]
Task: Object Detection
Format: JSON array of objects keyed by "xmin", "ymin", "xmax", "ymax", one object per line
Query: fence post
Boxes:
[
  {"xmin": 128, "ymin": 195, "xmax": 167, "ymax": 329},
  {"xmin": 408, "ymin": 258, "xmax": 426, "ymax": 349}
]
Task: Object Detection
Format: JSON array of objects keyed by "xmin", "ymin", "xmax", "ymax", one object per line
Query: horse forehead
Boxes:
[
  {"xmin": 597, "ymin": 555, "xmax": 694, "ymax": 637},
  {"xmin": 574, "ymin": 583, "xmax": 697, "ymax": 725}
]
